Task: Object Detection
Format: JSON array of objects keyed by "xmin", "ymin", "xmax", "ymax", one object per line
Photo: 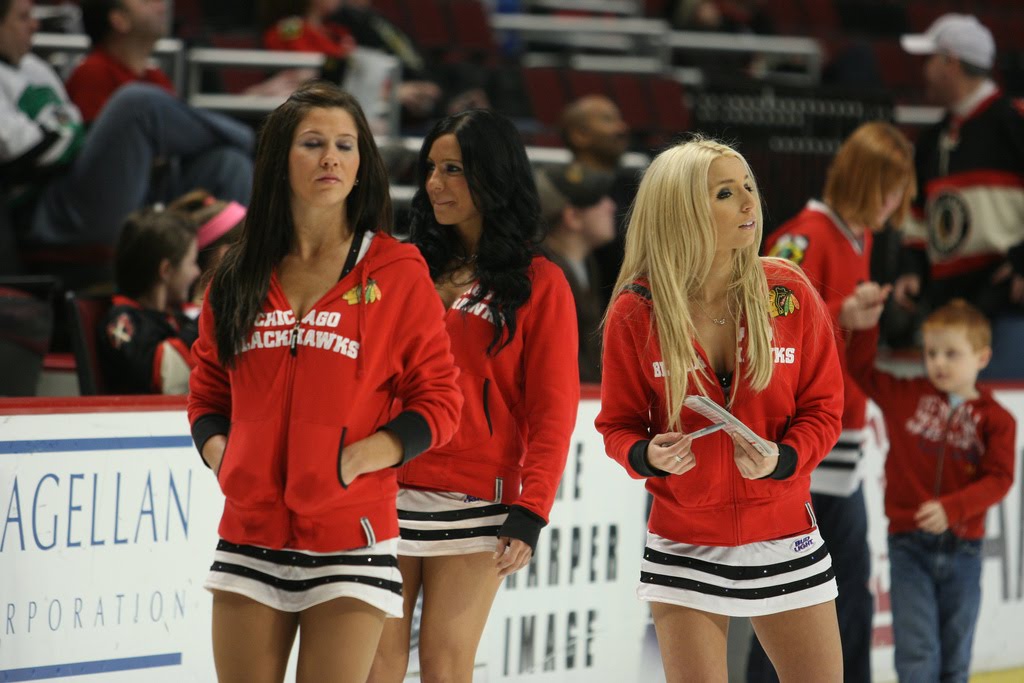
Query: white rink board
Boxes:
[{"xmin": 2, "ymin": 394, "xmax": 1022, "ymax": 682}]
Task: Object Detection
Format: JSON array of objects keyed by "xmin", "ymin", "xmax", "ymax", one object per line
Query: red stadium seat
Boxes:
[
  {"xmin": 565, "ymin": 70, "xmax": 608, "ymax": 99},
  {"xmin": 448, "ymin": 0, "xmax": 499, "ymax": 57},
  {"xmin": 649, "ymin": 77, "xmax": 691, "ymax": 138},
  {"xmin": 608, "ymin": 72, "xmax": 656, "ymax": 133},
  {"xmin": 65, "ymin": 291, "xmax": 112, "ymax": 396},
  {"xmin": 404, "ymin": 0, "xmax": 451, "ymax": 52},
  {"xmin": 522, "ymin": 67, "xmax": 568, "ymax": 126}
]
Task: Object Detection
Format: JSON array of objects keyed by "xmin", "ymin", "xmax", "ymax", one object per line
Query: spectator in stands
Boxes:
[
  {"xmin": 98, "ymin": 205, "xmax": 199, "ymax": 394},
  {"xmin": 67, "ymin": 0, "xmax": 175, "ymax": 124},
  {"xmin": 261, "ymin": 0, "xmax": 355, "ymax": 83},
  {"xmin": 188, "ymin": 81, "xmax": 461, "ymax": 682},
  {"xmin": 535, "ymin": 162, "xmax": 616, "ymax": 383},
  {"xmin": 843, "ymin": 290, "xmax": 1015, "ymax": 683},
  {"xmin": 330, "ymin": 0, "xmax": 489, "ymax": 120},
  {"xmin": 371, "ymin": 109, "xmax": 579, "ymax": 683},
  {"xmin": 167, "ymin": 189, "xmax": 246, "ymax": 302},
  {"xmin": 560, "ymin": 94, "xmax": 638, "ymax": 305},
  {"xmin": 751, "ymin": 121, "xmax": 916, "ymax": 683},
  {"xmin": 895, "ymin": 15, "xmax": 1024, "ymax": 326},
  {"xmin": 0, "ymin": 0, "xmax": 253, "ymax": 288},
  {"xmin": 668, "ymin": 0, "xmax": 773, "ymax": 34}
]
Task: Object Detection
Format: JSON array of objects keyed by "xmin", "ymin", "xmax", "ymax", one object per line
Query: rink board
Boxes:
[{"xmin": 1, "ymin": 391, "xmax": 1021, "ymax": 682}]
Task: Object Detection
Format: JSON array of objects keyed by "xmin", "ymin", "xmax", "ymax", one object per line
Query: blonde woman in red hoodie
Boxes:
[
  {"xmin": 187, "ymin": 81, "xmax": 462, "ymax": 683},
  {"xmin": 596, "ymin": 138, "xmax": 845, "ymax": 682},
  {"xmin": 370, "ymin": 110, "xmax": 580, "ymax": 683}
]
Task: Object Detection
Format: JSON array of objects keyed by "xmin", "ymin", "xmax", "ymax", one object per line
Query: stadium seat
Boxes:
[{"xmin": 65, "ymin": 291, "xmax": 112, "ymax": 396}]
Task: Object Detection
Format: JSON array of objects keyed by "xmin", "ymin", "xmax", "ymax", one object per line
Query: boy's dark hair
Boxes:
[
  {"xmin": 115, "ymin": 207, "xmax": 197, "ymax": 299},
  {"xmin": 923, "ymin": 298, "xmax": 992, "ymax": 350}
]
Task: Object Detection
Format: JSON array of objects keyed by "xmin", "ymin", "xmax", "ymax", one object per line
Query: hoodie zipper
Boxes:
[{"xmin": 694, "ymin": 340, "xmax": 742, "ymax": 544}]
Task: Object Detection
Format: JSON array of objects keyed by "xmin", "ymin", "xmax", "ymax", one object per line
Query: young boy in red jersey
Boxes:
[{"xmin": 843, "ymin": 289, "xmax": 1016, "ymax": 683}]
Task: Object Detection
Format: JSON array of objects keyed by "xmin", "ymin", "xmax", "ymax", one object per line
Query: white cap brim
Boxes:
[{"xmin": 901, "ymin": 34, "xmax": 937, "ymax": 55}]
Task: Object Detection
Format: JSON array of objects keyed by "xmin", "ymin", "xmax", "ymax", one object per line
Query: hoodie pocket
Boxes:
[
  {"xmin": 447, "ymin": 371, "xmax": 501, "ymax": 452},
  {"xmin": 286, "ymin": 422, "xmax": 381, "ymax": 516},
  {"xmin": 217, "ymin": 420, "xmax": 281, "ymax": 507},
  {"xmin": 737, "ymin": 416, "xmax": 792, "ymax": 501}
]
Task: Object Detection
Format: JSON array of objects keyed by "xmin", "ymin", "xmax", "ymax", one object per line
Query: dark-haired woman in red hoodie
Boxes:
[
  {"xmin": 370, "ymin": 110, "xmax": 580, "ymax": 683},
  {"xmin": 187, "ymin": 82, "xmax": 461, "ymax": 682}
]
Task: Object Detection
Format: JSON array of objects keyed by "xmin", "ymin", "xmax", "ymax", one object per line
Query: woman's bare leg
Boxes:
[
  {"xmin": 211, "ymin": 589, "xmax": 298, "ymax": 683},
  {"xmin": 368, "ymin": 555, "xmax": 423, "ymax": 683},
  {"xmin": 416, "ymin": 552, "xmax": 505, "ymax": 683},
  {"xmin": 296, "ymin": 596, "xmax": 388, "ymax": 683},
  {"xmin": 750, "ymin": 600, "xmax": 842, "ymax": 683},
  {"xmin": 649, "ymin": 601, "xmax": 730, "ymax": 683}
]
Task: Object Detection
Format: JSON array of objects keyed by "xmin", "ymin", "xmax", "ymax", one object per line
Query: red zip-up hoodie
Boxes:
[
  {"xmin": 397, "ymin": 255, "xmax": 580, "ymax": 549},
  {"xmin": 596, "ymin": 260, "xmax": 844, "ymax": 546},
  {"xmin": 846, "ymin": 326, "xmax": 1016, "ymax": 539},
  {"xmin": 188, "ymin": 234, "xmax": 463, "ymax": 552}
]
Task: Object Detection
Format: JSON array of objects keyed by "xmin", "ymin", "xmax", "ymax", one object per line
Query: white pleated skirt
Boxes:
[
  {"xmin": 638, "ymin": 529, "xmax": 838, "ymax": 617},
  {"xmin": 396, "ymin": 489, "xmax": 510, "ymax": 557},
  {"xmin": 204, "ymin": 537, "xmax": 403, "ymax": 617}
]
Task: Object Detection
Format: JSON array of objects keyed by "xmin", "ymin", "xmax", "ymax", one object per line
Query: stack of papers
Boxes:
[{"xmin": 683, "ymin": 395, "xmax": 775, "ymax": 457}]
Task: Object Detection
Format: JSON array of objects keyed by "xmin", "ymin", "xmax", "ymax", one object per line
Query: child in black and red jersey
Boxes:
[
  {"xmin": 98, "ymin": 206, "xmax": 200, "ymax": 394},
  {"xmin": 843, "ymin": 290, "xmax": 1015, "ymax": 683}
]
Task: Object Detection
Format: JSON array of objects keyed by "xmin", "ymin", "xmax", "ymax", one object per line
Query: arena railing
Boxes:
[{"xmin": 31, "ymin": 32, "xmax": 186, "ymax": 94}]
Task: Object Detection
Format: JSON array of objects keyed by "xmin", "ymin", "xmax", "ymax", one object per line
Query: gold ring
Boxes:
[{"xmin": 673, "ymin": 455, "xmax": 683, "ymax": 463}]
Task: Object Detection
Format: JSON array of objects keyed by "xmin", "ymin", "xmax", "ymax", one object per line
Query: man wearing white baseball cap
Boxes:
[{"xmin": 893, "ymin": 13, "xmax": 1024, "ymax": 356}]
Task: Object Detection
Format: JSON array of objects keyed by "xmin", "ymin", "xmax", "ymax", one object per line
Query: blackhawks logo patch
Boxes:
[
  {"xmin": 768, "ymin": 234, "xmax": 809, "ymax": 266},
  {"xmin": 768, "ymin": 285, "xmax": 799, "ymax": 318},
  {"xmin": 106, "ymin": 312, "xmax": 135, "ymax": 349},
  {"xmin": 343, "ymin": 280, "xmax": 382, "ymax": 305}
]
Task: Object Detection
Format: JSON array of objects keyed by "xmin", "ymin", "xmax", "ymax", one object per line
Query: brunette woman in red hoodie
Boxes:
[
  {"xmin": 369, "ymin": 110, "xmax": 580, "ymax": 683},
  {"xmin": 596, "ymin": 138, "xmax": 845, "ymax": 682},
  {"xmin": 187, "ymin": 81, "xmax": 462, "ymax": 683}
]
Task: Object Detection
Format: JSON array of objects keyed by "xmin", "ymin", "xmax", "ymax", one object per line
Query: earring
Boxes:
[{"xmin": 354, "ymin": 178, "xmax": 360, "ymax": 186}]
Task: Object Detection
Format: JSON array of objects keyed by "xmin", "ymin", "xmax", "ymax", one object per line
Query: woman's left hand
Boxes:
[
  {"xmin": 339, "ymin": 431, "xmax": 403, "ymax": 486},
  {"xmin": 494, "ymin": 537, "xmax": 533, "ymax": 577},
  {"xmin": 731, "ymin": 434, "xmax": 779, "ymax": 479}
]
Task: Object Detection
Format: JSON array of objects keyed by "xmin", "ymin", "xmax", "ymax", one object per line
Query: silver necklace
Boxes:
[{"xmin": 695, "ymin": 298, "xmax": 729, "ymax": 325}]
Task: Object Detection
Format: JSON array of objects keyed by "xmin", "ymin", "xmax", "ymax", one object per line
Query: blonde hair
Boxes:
[
  {"xmin": 923, "ymin": 298, "xmax": 992, "ymax": 351},
  {"xmin": 823, "ymin": 121, "xmax": 916, "ymax": 230},
  {"xmin": 609, "ymin": 138, "xmax": 777, "ymax": 430}
]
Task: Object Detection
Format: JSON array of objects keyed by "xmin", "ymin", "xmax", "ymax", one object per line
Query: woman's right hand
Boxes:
[
  {"xmin": 202, "ymin": 435, "xmax": 228, "ymax": 475},
  {"xmin": 647, "ymin": 432, "xmax": 697, "ymax": 475},
  {"xmin": 839, "ymin": 281, "xmax": 891, "ymax": 331}
]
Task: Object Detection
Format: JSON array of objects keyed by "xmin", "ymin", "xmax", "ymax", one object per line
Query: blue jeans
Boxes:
[
  {"xmin": 747, "ymin": 485, "xmax": 873, "ymax": 682},
  {"xmin": 888, "ymin": 531, "xmax": 982, "ymax": 683},
  {"xmin": 30, "ymin": 83, "xmax": 253, "ymax": 248}
]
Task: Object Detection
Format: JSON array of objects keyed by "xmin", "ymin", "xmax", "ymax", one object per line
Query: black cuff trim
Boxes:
[
  {"xmin": 381, "ymin": 410, "xmax": 432, "ymax": 465},
  {"xmin": 628, "ymin": 439, "xmax": 670, "ymax": 478},
  {"xmin": 765, "ymin": 443, "xmax": 798, "ymax": 480},
  {"xmin": 498, "ymin": 505, "xmax": 546, "ymax": 552},
  {"xmin": 191, "ymin": 414, "xmax": 230, "ymax": 468}
]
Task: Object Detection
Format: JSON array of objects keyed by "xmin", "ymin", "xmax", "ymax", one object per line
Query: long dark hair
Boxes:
[
  {"xmin": 210, "ymin": 80, "xmax": 392, "ymax": 365},
  {"xmin": 409, "ymin": 109, "xmax": 542, "ymax": 353}
]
